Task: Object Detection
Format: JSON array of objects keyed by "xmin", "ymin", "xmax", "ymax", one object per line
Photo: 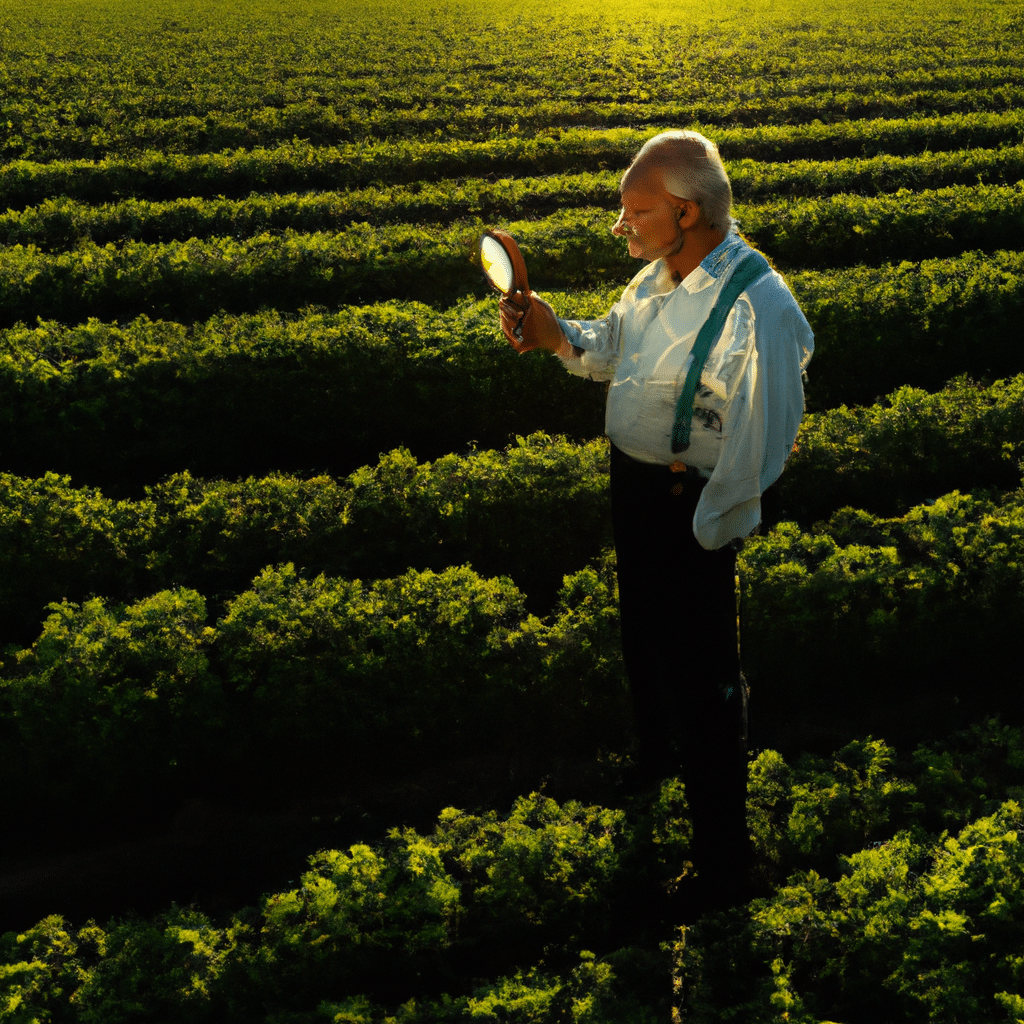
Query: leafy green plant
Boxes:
[
  {"xmin": 213, "ymin": 562, "xmax": 543, "ymax": 763},
  {"xmin": 257, "ymin": 793, "xmax": 630, "ymax": 1002},
  {"xmin": 780, "ymin": 374, "xmax": 1024, "ymax": 522},
  {"xmin": 740, "ymin": 486, "xmax": 1024, "ymax": 745},
  {"xmin": 748, "ymin": 739, "xmax": 917, "ymax": 877},
  {"xmin": 0, "ymin": 588, "xmax": 221, "ymax": 810}
]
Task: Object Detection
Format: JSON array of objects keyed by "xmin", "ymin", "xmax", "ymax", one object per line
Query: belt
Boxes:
[{"xmin": 609, "ymin": 442, "xmax": 709, "ymax": 496}]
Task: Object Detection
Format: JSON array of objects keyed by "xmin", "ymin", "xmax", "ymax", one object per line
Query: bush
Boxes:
[
  {"xmin": 0, "ymin": 589, "xmax": 221, "ymax": 814},
  {"xmin": 779, "ymin": 374, "xmax": 1024, "ymax": 523},
  {"xmin": 0, "ymin": 305, "xmax": 608, "ymax": 487},
  {"xmin": 257, "ymin": 793, "xmax": 630, "ymax": 1002},
  {"xmin": 214, "ymin": 563, "xmax": 543, "ymax": 767},
  {"xmin": 739, "ymin": 488, "xmax": 1024, "ymax": 749}
]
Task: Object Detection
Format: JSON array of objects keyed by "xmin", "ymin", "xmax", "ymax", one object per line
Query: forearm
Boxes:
[
  {"xmin": 551, "ymin": 328, "xmax": 583, "ymax": 360},
  {"xmin": 500, "ymin": 292, "xmax": 620, "ymax": 378}
]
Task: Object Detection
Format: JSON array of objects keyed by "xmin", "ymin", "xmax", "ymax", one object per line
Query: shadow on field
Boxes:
[{"xmin": 0, "ymin": 749, "xmax": 614, "ymax": 935}]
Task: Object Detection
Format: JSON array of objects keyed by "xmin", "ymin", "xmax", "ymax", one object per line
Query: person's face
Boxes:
[{"xmin": 611, "ymin": 170, "xmax": 685, "ymax": 261}]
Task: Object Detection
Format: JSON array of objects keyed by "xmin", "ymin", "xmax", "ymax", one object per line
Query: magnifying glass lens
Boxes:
[{"xmin": 480, "ymin": 235, "xmax": 515, "ymax": 294}]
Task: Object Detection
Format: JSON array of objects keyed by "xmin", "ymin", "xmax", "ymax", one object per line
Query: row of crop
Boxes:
[
  {"xmin": 0, "ymin": 558, "xmax": 627, "ymax": 821},
  {"xmin": 3, "ymin": 177, "xmax": 1022, "ymax": 268},
  {"xmin": 684, "ymin": 799, "xmax": 1024, "ymax": 1024},
  {"xmin": 5, "ymin": 366, "xmax": 1024, "ymax": 644},
  {"xmin": 3, "ymin": 111, "xmax": 1022, "ymax": 208},
  {"xmin": 2, "ymin": 245, "xmax": 1022, "ymax": 438},
  {"xmin": 740, "ymin": 487, "xmax": 1024, "ymax": 748},
  {"xmin": 2, "ymin": 210, "xmax": 1021, "ymax": 329},
  {"xmin": 790, "ymin": 248, "xmax": 1024, "ymax": 408},
  {"xmin": 5, "ymin": 724, "xmax": 1024, "ymax": 1024},
  {"xmin": 742, "ymin": 182, "xmax": 1024, "ymax": 267},
  {"xmin": 2, "ymin": 470, "xmax": 1022, "ymax": 774},
  {"xmin": 0, "ymin": 435, "xmax": 613, "ymax": 646},
  {"xmin": 0, "ymin": 176, "xmax": 621, "ymax": 250},
  {"xmin": 0, "ymin": 220, "xmax": 533, "ymax": 325},
  {"xmin": 5, "ymin": 80, "xmax": 1022, "ymax": 160},
  {"xmin": 0, "ymin": 296, "xmax": 614, "ymax": 489},
  {"xmin": 6, "ymin": 38, "xmax": 1016, "ymax": 142},
  {"xmin": 0, "ymin": 791, "xmax": 652, "ymax": 1024},
  {"xmin": 729, "ymin": 143, "xmax": 1024, "ymax": 199},
  {"xmin": 777, "ymin": 374, "xmax": 1024, "ymax": 522}
]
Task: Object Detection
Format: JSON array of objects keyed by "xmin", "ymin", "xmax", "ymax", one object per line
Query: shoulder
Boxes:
[
  {"xmin": 743, "ymin": 271, "xmax": 815, "ymax": 368},
  {"xmin": 745, "ymin": 270, "xmax": 810, "ymax": 326}
]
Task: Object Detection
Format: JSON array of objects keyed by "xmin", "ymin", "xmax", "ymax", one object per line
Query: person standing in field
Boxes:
[{"xmin": 498, "ymin": 130, "xmax": 814, "ymax": 913}]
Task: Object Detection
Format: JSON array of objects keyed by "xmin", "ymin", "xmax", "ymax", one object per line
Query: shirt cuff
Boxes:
[{"xmin": 556, "ymin": 318, "xmax": 616, "ymax": 379}]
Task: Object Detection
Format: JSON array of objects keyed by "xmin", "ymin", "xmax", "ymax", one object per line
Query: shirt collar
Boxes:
[{"xmin": 678, "ymin": 231, "xmax": 747, "ymax": 294}]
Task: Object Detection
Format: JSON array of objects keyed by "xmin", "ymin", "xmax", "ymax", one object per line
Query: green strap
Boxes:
[{"xmin": 671, "ymin": 249, "xmax": 771, "ymax": 453}]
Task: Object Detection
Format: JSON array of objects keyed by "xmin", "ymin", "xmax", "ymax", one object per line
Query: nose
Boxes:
[{"xmin": 611, "ymin": 209, "xmax": 628, "ymax": 236}]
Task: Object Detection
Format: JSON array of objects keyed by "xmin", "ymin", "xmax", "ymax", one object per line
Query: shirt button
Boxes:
[{"xmin": 671, "ymin": 482, "xmax": 684, "ymax": 496}]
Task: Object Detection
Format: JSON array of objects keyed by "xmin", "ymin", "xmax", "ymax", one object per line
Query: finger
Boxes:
[
  {"xmin": 499, "ymin": 309, "xmax": 523, "ymax": 346},
  {"xmin": 501, "ymin": 294, "xmax": 530, "ymax": 316},
  {"xmin": 499, "ymin": 304, "xmax": 520, "ymax": 333}
]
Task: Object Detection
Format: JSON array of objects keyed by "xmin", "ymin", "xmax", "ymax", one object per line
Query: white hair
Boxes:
[{"xmin": 626, "ymin": 130, "xmax": 733, "ymax": 233}]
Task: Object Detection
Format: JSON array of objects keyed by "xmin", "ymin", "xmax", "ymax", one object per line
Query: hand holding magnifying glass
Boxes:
[{"xmin": 481, "ymin": 229, "xmax": 565, "ymax": 355}]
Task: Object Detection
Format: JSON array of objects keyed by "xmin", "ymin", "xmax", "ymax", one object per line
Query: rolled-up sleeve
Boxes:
[{"xmin": 556, "ymin": 314, "xmax": 621, "ymax": 381}]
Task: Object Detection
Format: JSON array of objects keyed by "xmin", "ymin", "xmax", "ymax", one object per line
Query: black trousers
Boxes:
[{"xmin": 610, "ymin": 442, "xmax": 749, "ymax": 904}]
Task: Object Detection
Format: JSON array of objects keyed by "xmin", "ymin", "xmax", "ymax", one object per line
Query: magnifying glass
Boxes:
[
  {"xmin": 480, "ymin": 228, "xmax": 532, "ymax": 341},
  {"xmin": 480, "ymin": 228, "xmax": 529, "ymax": 296}
]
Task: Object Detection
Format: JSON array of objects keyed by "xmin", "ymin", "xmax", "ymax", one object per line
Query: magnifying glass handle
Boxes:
[{"xmin": 499, "ymin": 292, "xmax": 536, "ymax": 349}]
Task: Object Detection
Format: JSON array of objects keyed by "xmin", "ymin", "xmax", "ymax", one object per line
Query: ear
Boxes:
[{"xmin": 676, "ymin": 199, "xmax": 702, "ymax": 229}]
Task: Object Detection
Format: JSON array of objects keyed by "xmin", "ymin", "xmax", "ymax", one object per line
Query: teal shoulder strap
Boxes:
[{"xmin": 670, "ymin": 249, "xmax": 772, "ymax": 454}]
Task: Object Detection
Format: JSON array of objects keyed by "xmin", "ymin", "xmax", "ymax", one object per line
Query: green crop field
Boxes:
[{"xmin": 2, "ymin": 0, "xmax": 1024, "ymax": 1020}]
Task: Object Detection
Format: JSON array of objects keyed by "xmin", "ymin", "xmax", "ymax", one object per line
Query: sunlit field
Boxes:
[{"xmin": 2, "ymin": 0, "xmax": 1024, "ymax": 1020}]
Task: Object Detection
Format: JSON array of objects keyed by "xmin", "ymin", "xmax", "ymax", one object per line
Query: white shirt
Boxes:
[{"xmin": 556, "ymin": 232, "xmax": 814, "ymax": 549}]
